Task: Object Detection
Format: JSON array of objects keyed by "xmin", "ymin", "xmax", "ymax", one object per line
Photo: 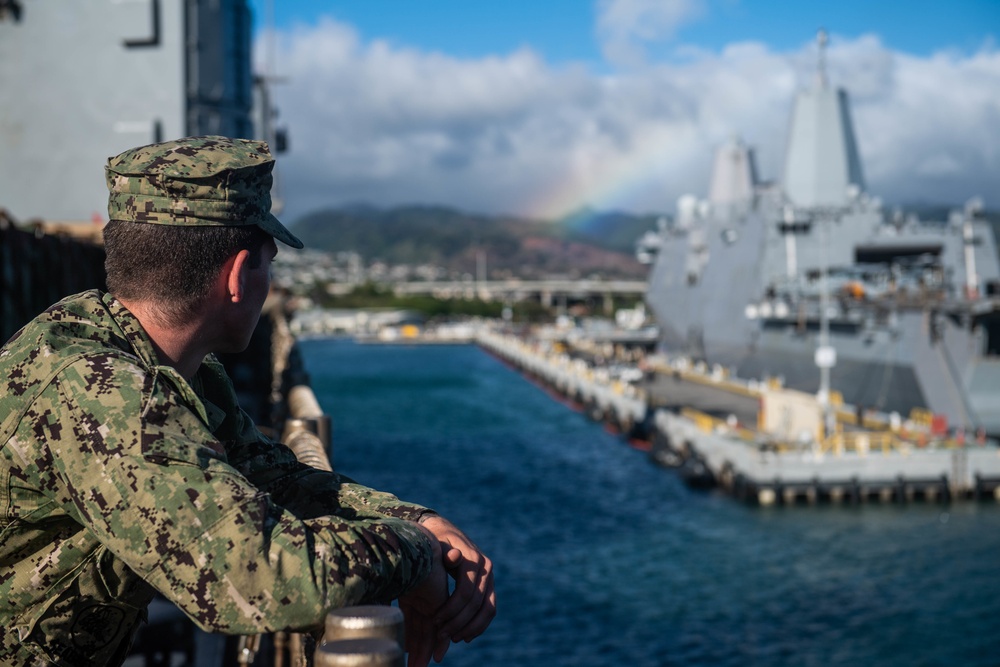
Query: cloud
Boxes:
[
  {"xmin": 263, "ymin": 20, "xmax": 1000, "ymax": 224},
  {"xmin": 846, "ymin": 41, "xmax": 1000, "ymax": 204},
  {"xmin": 596, "ymin": 0, "xmax": 706, "ymax": 67}
]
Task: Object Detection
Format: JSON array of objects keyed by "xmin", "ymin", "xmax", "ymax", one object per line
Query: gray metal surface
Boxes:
[
  {"xmin": 0, "ymin": 0, "xmax": 254, "ymax": 223},
  {"xmin": 641, "ymin": 33, "xmax": 1000, "ymax": 435},
  {"xmin": 644, "ymin": 372, "xmax": 758, "ymax": 426}
]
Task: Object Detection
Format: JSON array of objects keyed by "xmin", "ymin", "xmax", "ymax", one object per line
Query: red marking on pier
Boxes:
[{"xmin": 628, "ymin": 438, "xmax": 652, "ymax": 452}]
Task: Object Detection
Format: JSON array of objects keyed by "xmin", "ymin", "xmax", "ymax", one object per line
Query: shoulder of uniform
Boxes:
[
  {"xmin": 56, "ymin": 349, "xmax": 151, "ymax": 389},
  {"xmin": 0, "ymin": 349, "xmax": 150, "ymax": 439}
]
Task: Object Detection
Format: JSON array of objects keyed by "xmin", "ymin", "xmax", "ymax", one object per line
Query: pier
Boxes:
[
  {"xmin": 477, "ymin": 327, "xmax": 649, "ymax": 439},
  {"xmin": 474, "ymin": 324, "xmax": 1000, "ymax": 505},
  {"xmin": 652, "ymin": 409, "xmax": 1000, "ymax": 505}
]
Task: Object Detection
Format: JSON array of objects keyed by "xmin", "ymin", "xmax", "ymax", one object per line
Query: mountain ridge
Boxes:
[{"xmin": 290, "ymin": 204, "xmax": 658, "ymax": 280}]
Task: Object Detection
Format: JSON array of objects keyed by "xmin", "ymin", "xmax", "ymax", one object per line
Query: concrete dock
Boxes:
[
  {"xmin": 476, "ymin": 325, "xmax": 1000, "ymax": 505},
  {"xmin": 476, "ymin": 328, "xmax": 648, "ymax": 437},
  {"xmin": 652, "ymin": 409, "xmax": 1000, "ymax": 505}
]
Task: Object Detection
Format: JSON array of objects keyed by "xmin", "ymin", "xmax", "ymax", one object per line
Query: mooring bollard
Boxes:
[
  {"xmin": 315, "ymin": 638, "xmax": 403, "ymax": 667},
  {"xmin": 317, "ymin": 606, "xmax": 405, "ymax": 667}
]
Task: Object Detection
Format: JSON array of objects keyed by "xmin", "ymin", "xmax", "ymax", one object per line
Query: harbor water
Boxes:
[{"xmin": 300, "ymin": 338, "xmax": 1000, "ymax": 667}]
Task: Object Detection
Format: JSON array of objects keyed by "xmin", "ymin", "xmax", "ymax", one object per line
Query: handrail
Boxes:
[{"xmin": 240, "ymin": 308, "xmax": 338, "ymax": 666}]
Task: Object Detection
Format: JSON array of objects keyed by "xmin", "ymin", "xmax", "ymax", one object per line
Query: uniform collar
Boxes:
[
  {"xmin": 101, "ymin": 291, "xmax": 214, "ymax": 428},
  {"xmin": 101, "ymin": 291, "xmax": 162, "ymax": 371}
]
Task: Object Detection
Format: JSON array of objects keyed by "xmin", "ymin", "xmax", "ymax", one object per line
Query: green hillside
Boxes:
[{"xmin": 290, "ymin": 205, "xmax": 655, "ymax": 279}]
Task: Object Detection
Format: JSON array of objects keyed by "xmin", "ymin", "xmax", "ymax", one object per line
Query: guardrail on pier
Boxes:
[{"xmin": 476, "ymin": 327, "xmax": 650, "ymax": 439}]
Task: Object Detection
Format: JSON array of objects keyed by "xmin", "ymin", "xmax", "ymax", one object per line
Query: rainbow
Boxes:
[{"xmin": 521, "ymin": 123, "xmax": 701, "ymax": 222}]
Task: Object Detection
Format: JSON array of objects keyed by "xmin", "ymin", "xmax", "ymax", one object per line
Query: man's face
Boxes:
[
  {"xmin": 249, "ymin": 236, "xmax": 277, "ymax": 308},
  {"xmin": 224, "ymin": 236, "xmax": 277, "ymax": 353}
]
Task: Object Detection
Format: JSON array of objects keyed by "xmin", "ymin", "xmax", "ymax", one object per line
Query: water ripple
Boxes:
[{"xmin": 303, "ymin": 339, "xmax": 1000, "ymax": 667}]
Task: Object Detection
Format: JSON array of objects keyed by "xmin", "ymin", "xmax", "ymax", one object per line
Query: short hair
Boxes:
[{"xmin": 104, "ymin": 220, "xmax": 269, "ymax": 323}]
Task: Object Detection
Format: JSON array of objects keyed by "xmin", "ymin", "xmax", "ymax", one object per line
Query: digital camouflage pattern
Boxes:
[
  {"xmin": 0, "ymin": 290, "xmax": 434, "ymax": 666},
  {"xmin": 105, "ymin": 135, "xmax": 303, "ymax": 248}
]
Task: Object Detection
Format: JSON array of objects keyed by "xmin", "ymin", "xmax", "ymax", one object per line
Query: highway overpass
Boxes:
[{"xmin": 389, "ymin": 278, "xmax": 648, "ymax": 313}]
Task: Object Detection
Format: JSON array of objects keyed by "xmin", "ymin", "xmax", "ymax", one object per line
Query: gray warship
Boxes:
[{"xmin": 638, "ymin": 32, "xmax": 1000, "ymax": 436}]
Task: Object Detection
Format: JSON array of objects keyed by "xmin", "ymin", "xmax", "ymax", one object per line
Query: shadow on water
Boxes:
[{"xmin": 301, "ymin": 338, "xmax": 1000, "ymax": 667}]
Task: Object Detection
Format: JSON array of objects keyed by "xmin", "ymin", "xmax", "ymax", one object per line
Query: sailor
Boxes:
[{"xmin": 0, "ymin": 136, "xmax": 494, "ymax": 667}]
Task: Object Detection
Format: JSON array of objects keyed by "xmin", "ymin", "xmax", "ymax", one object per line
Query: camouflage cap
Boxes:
[{"xmin": 105, "ymin": 135, "xmax": 303, "ymax": 249}]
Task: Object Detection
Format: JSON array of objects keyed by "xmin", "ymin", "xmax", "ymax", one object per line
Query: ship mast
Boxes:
[
  {"xmin": 812, "ymin": 29, "xmax": 837, "ymax": 438},
  {"xmin": 815, "ymin": 28, "xmax": 829, "ymax": 90},
  {"xmin": 815, "ymin": 207, "xmax": 837, "ymax": 439},
  {"xmin": 964, "ymin": 198, "xmax": 983, "ymax": 299}
]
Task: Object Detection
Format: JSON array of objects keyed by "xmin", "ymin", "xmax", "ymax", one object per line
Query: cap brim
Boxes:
[{"xmin": 259, "ymin": 213, "xmax": 304, "ymax": 249}]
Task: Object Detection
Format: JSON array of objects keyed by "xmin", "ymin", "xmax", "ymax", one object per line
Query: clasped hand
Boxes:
[{"xmin": 397, "ymin": 516, "xmax": 495, "ymax": 667}]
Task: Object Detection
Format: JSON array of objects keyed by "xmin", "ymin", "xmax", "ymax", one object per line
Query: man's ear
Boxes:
[{"xmin": 225, "ymin": 249, "xmax": 252, "ymax": 303}]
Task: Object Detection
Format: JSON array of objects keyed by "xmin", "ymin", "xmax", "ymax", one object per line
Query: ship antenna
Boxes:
[{"xmin": 815, "ymin": 28, "xmax": 829, "ymax": 89}]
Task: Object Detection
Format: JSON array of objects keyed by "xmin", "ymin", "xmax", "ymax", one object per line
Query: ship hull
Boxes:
[{"xmin": 649, "ymin": 294, "xmax": 1000, "ymax": 436}]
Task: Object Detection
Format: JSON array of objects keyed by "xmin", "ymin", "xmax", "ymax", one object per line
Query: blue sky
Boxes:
[
  {"xmin": 247, "ymin": 0, "xmax": 1000, "ymax": 221},
  {"xmin": 251, "ymin": 0, "xmax": 997, "ymax": 61}
]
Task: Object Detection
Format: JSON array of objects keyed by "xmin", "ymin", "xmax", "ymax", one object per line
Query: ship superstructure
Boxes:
[
  {"xmin": 640, "ymin": 31, "xmax": 1000, "ymax": 435},
  {"xmin": 0, "ymin": 0, "xmax": 281, "ymax": 223}
]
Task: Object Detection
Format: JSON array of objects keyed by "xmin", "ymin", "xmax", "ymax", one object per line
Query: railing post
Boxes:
[
  {"xmin": 315, "ymin": 638, "xmax": 402, "ymax": 667},
  {"xmin": 322, "ymin": 606, "xmax": 404, "ymax": 646},
  {"xmin": 316, "ymin": 606, "xmax": 405, "ymax": 667},
  {"xmin": 282, "ymin": 383, "xmax": 333, "ymax": 468}
]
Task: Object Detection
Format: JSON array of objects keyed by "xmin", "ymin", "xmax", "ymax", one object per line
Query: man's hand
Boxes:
[
  {"xmin": 398, "ymin": 523, "xmax": 450, "ymax": 667},
  {"xmin": 418, "ymin": 515, "xmax": 496, "ymax": 644}
]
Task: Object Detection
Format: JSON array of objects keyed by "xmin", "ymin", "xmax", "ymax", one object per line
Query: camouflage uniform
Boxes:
[
  {"xmin": 0, "ymin": 137, "xmax": 436, "ymax": 666},
  {"xmin": 0, "ymin": 289, "xmax": 435, "ymax": 665}
]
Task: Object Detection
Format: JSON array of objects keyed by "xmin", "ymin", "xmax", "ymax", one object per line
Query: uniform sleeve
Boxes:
[
  {"xmin": 46, "ymin": 354, "xmax": 433, "ymax": 634},
  {"xmin": 206, "ymin": 360, "xmax": 436, "ymax": 524},
  {"xmin": 227, "ymin": 429, "xmax": 436, "ymax": 524}
]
